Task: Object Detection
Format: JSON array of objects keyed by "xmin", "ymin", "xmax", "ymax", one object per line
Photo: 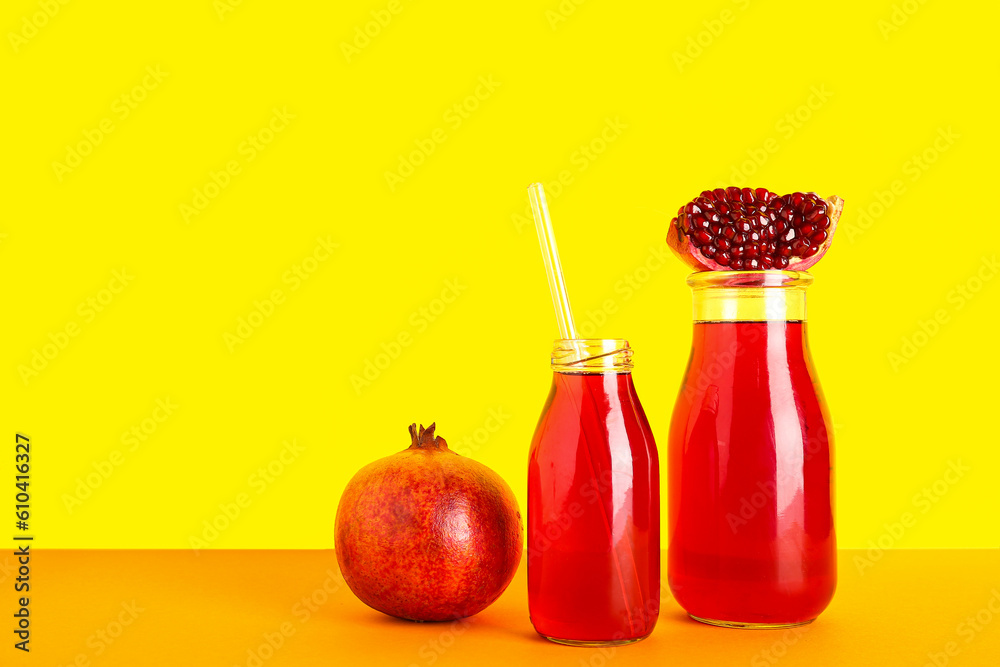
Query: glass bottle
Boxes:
[
  {"xmin": 668, "ymin": 271, "xmax": 836, "ymax": 628},
  {"xmin": 528, "ymin": 339, "xmax": 660, "ymax": 646}
]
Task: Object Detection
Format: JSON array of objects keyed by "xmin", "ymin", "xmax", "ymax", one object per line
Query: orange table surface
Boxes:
[{"xmin": 6, "ymin": 549, "xmax": 1000, "ymax": 666}]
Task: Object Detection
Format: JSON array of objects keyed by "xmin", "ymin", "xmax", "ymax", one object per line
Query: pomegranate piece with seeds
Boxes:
[{"xmin": 666, "ymin": 186, "xmax": 844, "ymax": 271}]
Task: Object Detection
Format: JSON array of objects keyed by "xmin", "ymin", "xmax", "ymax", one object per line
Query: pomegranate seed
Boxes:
[
  {"xmin": 670, "ymin": 188, "xmax": 839, "ymax": 271},
  {"xmin": 805, "ymin": 208, "xmax": 824, "ymax": 222}
]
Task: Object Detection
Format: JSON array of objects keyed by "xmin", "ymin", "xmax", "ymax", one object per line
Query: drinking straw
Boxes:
[{"xmin": 527, "ymin": 183, "xmax": 578, "ymax": 340}]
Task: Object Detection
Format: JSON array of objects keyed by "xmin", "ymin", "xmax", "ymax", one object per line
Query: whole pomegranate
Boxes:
[
  {"xmin": 667, "ymin": 186, "xmax": 844, "ymax": 271},
  {"xmin": 335, "ymin": 423, "xmax": 523, "ymax": 622}
]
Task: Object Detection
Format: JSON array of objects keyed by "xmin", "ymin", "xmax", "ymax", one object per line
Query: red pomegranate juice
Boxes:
[
  {"xmin": 528, "ymin": 371, "xmax": 659, "ymax": 644},
  {"xmin": 668, "ymin": 320, "xmax": 835, "ymax": 626}
]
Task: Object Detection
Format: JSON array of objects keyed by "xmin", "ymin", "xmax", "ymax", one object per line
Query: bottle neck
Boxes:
[
  {"xmin": 682, "ymin": 273, "xmax": 815, "ymax": 396},
  {"xmin": 689, "ymin": 270, "xmax": 811, "ymax": 322},
  {"xmin": 550, "ymin": 339, "xmax": 633, "ymax": 374}
]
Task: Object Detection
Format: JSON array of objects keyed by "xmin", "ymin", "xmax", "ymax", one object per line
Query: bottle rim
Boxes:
[
  {"xmin": 687, "ymin": 270, "xmax": 813, "ymax": 290},
  {"xmin": 551, "ymin": 338, "xmax": 633, "ymax": 373}
]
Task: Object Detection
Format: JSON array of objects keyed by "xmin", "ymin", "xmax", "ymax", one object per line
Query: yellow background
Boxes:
[{"xmin": 2, "ymin": 0, "xmax": 997, "ymax": 550}]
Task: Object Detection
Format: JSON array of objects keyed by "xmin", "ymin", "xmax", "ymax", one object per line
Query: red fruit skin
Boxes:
[
  {"xmin": 335, "ymin": 428, "xmax": 523, "ymax": 622},
  {"xmin": 667, "ymin": 216, "xmax": 714, "ymax": 272}
]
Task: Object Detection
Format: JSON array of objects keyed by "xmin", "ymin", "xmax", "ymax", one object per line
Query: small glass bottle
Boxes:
[
  {"xmin": 528, "ymin": 339, "xmax": 660, "ymax": 646},
  {"xmin": 668, "ymin": 271, "xmax": 836, "ymax": 628}
]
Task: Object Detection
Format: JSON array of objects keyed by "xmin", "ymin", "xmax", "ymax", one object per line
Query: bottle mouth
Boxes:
[
  {"xmin": 686, "ymin": 270, "xmax": 813, "ymax": 290},
  {"xmin": 687, "ymin": 271, "xmax": 812, "ymax": 322},
  {"xmin": 551, "ymin": 339, "xmax": 633, "ymax": 373}
]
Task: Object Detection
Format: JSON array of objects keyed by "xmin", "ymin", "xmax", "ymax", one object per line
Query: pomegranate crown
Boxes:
[{"xmin": 408, "ymin": 422, "xmax": 449, "ymax": 451}]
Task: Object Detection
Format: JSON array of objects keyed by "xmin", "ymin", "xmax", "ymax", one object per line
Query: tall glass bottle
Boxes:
[
  {"xmin": 528, "ymin": 339, "xmax": 659, "ymax": 646},
  {"xmin": 668, "ymin": 271, "xmax": 836, "ymax": 628}
]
